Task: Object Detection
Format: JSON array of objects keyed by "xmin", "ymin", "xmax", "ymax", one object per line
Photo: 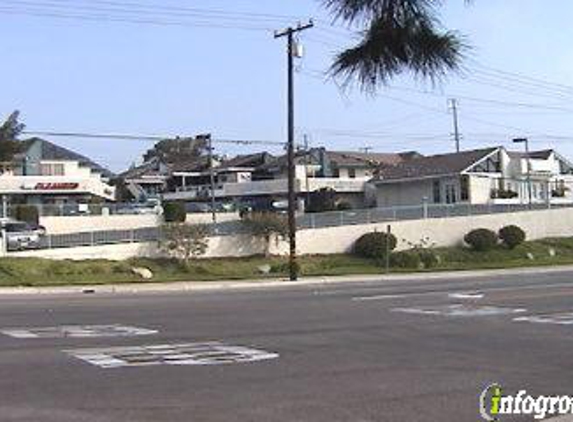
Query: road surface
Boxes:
[{"xmin": 1, "ymin": 269, "xmax": 573, "ymax": 421}]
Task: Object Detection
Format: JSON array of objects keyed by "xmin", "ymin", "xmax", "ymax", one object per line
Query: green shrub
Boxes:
[
  {"xmin": 390, "ymin": 251, "xmax": 421, "ymax": 269},
  {"xmin": 418, "ymin": 249, "xmax": 440, "ymax": 268},
  {"xmin": 499, "ymin": 225, "xmax": 526, "ymax": 249},
  {"xmin": 163, "ymin": 202, "xmax": 186, "ymax": 223},
  {"xmin": 336, "ymin": 202, "xmax": 353, "ymax": 211},
  {"xmin": 464, "ymin": 228, "xmax": 498, "ymax": 252},
  {"xmin": 14, "ymin": 205, "xmax": 39, "ymax": 225},
  {"xmin": 354, "ymin": 232, "xmax": 397, "ymax": 260}
]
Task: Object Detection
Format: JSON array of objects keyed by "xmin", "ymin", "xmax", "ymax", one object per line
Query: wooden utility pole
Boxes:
[{"xmin": 275, "ymin": 21, "xmax": 313, "ymax": 281}]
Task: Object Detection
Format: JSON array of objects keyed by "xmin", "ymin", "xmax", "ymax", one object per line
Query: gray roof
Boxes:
[
  {"xmin": 218, "ymin": 152, "xmax": 275, "ymax": 170},
  {"xmin": 377, "ymin": 147, "xmax": 500, "ymax": 181},
  {"xmin": 326, "ymin": 150, "xmax": 422, "ymax": 167},
  {"xmin": 21, "ymin": 138, "xmax": 114, "ymax": 177},
  {"xmin": 508, "ymin": 149, "xmax": 553, "ymax": 160}
]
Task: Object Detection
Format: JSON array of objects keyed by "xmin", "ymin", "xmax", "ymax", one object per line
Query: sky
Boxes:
[{"xmin": 1, "ymin": 0, "xmax": 573, "ymax": 172}]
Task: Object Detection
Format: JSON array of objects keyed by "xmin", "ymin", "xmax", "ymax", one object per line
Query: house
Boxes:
[
  {"xmin": 120, "ymin": 155, "xmax": 214, "ymax": 202},
  {"xmin": 0, "ymin": 138, "xmax": 116, "ymax": 209},
  {"xmin": 161, "ymin": 148, "xmax": 421, "ymax": 210},
  {"xmin": 373, "ymin": 146, "xmax": 573, "ymax": 208}
]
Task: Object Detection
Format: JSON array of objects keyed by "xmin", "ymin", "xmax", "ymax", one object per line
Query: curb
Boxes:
[{"xmin": 2, "ymin": 264, "xmax": 573, "ymax": 296}]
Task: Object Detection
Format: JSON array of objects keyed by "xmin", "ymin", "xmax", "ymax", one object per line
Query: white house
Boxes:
[
  {"xmin": 0, "ymin": 138, "xmax": 116, "ymax": 211},
  {"xmin": 162, "ymin": 148, "xmax": 421, "ymax": 209},
  {"xmin": 373, "ymin": 146, "xmax": 573, "ymax": 208}
]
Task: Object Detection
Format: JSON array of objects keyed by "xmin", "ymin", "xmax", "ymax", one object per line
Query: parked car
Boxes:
[{"xmin": 0, "ymin": 219, "xmax": 45, "ymax": 251}]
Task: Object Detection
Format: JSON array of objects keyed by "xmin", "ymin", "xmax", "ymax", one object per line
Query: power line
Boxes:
[
  {"xmin": 470, "ymin": 59, "xmax": 573, "ymax": 95},
  {"xmin": 0, "ymin": 0, "xmax": 306, "ymax": 23},
  {"xmin": 0, "ymin": 6, "xmax": 279, "ymax": 31},
  {"xmin": 22, "ymin": 130, "xmax": 287, "ymax": 146}
]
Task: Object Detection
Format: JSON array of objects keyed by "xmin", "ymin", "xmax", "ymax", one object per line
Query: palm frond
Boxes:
[{"xmin": 324, "ymin": 0, "xmax": 467, "ymax": 90}]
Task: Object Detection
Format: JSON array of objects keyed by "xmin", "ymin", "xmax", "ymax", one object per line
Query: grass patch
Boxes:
[{"xmin": 2, "ymin": 237, "xmax": 573, "ymax": 287}]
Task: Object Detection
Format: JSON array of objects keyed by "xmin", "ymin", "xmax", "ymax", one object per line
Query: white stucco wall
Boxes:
[
  {"xmin": 40, "ymin": 214, "xmax": 161, "ymax": 234},
  {"xmin": 376, "ymin": 179, "xmax": 435, "ymax": 207},
  {"xmin": 39, "ymin": 212, "xmax": 241, "ymax": 234},
  {"xmin": 12, "ymin": 207, "xmax": 573, "ymax": 261}
]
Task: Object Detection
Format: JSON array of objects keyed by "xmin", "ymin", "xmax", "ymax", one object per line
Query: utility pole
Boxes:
[
  {"xmin": 275, "ymin": 20, "xmax": 313, "ymax": 282},
  {"xmin": 198, "ymin": 133, "xmax": 217, "ymax": 224},
  {"xmin": 448, "ymin": 98, "xmax": 461, "ymax": 153},
  {"xmin": 359, "ymin": 147, "xmax": 373, "ymax": 154}
]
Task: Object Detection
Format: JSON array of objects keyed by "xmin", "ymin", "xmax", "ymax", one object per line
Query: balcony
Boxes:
[{"xmin": 164, "ymin": 177, "xmax": 369, "ymax": 200}]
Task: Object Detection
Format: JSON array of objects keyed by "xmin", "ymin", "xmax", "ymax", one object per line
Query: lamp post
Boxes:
[{"xmin": 513, "ymin": 138, "xmax": 532, "ymax": 208}]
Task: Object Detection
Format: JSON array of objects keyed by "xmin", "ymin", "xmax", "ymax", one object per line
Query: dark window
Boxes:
[
  {"xmin": 332, "ymin": 167, "xmax": 340, "ymax": 178},
  {"xmin": 348, "ymin": 168, "xmax": 356, "ymax": 179},
  {"xmin": 433, "ymin": 180, "xmax": 441, "ymax": 203},
  {"xmin": 460, "ymin": 176, "xmax": 469, "ymax": 201}
]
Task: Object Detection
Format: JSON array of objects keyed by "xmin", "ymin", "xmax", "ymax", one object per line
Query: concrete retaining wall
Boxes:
[
  {"xmin": 11, "ymin": 208, "xmax": 573, "ymax": 261},
  {"xmin": 40, "ymin": 215, "xmax": 161, "ymax": 235},
  {"xmin": 40, "ymin": 212, "xmax": 240, "ymax": 234},
  {"xmin": 296, "ymin": 207, "xmax": 573, "ymax": 255}
]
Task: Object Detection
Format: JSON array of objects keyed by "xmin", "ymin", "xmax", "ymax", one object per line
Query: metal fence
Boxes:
[
  {"xmin": 38, "ymin": 227, "xmax": 161, "ymax": 249},
  {"xmin": 297, "ymin": 202, "xmax": 572, "ymax": 229},
  {"xmin": 9, "ymin": 202, "xmax": 573, "ymax": 251},
  {"xmin": 4, "ymin": 202, "xmax": 162, "ymax": 218}
]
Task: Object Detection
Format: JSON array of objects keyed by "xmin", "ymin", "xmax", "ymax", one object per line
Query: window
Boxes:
[
  {"xmin": 460, "ymin": 176, "xmax": 469, "ymax": 201},
  {"xmin": 433, "ymin": 180, "xmax": 441, "ymax": 203},
  {"xmin": 445, "ymin": 184, "xmax": 457, "ymax": 204},
  {"xmin": 332, "ymin": 167, "xmax": 340, "ymax": 178},
  {"xmin": 348, "ymin": 168, "xmax": 356, "ymax": 179},
  {"xmin": 40, "ymin": 163, "xmax": 65, "ymax": 176}
]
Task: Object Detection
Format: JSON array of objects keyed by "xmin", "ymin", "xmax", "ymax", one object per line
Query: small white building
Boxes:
[
  {"xmin": 373, "ymin": 146, "xmax": 573, "ymax": 208},
  {"xmin": 0, "ymin": 138, "xmax": 116, "ymax": 209}
]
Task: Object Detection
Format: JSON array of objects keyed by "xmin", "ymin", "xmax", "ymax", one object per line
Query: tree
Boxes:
[
  {"xmin": 143, "ymin": 136, "xmax": 208, "ymax": 163},
  {"xmin": 160, "ymin": 223, "xmax": 210, "ymax": 266},
  {"xmin": 323, "ymin": 0, "xmax": 467, "ymax": 91},
  {"xmin": 242, "ymin": 212, "xmax": 289, "ymax": 257},
  {"xmin": 0, "ymin": 110, "xmax": 24, "ymax": 162}
]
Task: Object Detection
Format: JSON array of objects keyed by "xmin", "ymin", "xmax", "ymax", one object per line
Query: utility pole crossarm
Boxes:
[{"xmin": 274, "ymin": 20, "xmax": 314, "ymax": 39}]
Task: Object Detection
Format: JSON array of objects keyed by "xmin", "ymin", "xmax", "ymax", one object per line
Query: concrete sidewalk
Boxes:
[{"xmin": 1, "ymin": 264, "xmax": 573, "ymax": 296}]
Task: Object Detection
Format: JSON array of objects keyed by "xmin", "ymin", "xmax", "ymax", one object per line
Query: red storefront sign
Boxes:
[{"xmin": 34, "ymin": 182, "xmax": 80, "ymax": 190}]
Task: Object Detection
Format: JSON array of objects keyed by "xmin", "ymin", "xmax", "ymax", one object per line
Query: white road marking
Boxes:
[
  {"xmin": 392, "ymin": 304, "xmax": 527, "ymax": 317},
  {"xmin": 514, "ymin": 312, "xmax": 573, "ymax": 325},
  {"xmin": 543, "ymin": 416, "xmax": 573, "ymax": 421},
  {"xmin": 352, "ymin": 294, "xmax": 413, "ymax": 301},
  {"xmin": 67, "ymin": 342, "xmax": 279, "ymax": 368},
  {"xmin": 448, "ymin": 292, "xmax": 485, "ymax": 300},
  {"xmin": 0, "ymin": 324, "xmax": 157, "ymax": 339},
  {"xmin": 353, "ymin": 281, "xmax": 573, "ymax": 302}
]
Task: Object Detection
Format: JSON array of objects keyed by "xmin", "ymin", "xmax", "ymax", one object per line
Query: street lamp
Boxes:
[{"xmin": 513, "ymin": 138, "xmax": 532, "ymax": 208}]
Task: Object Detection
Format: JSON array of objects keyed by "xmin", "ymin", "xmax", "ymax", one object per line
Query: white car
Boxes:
[{"xmin": 0, "ymin": 219, "xmax": 45, "ymax": 251}]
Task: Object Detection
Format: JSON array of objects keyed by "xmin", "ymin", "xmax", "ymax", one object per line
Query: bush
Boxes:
[
  {"xmin": 390, "ymin": 251, "xmax": 421, "ymax": 269},
  {"xmin": 241, "ymin": 212, "xmax": 288, "ymax": 257},
  {"xmin": 336, "ymin": 202, "xmax": 353, "ymax": 211},
  {"xmin": 163, "ymin": 202, "xmax": 186, "ymax": 223},
  {"xmin": 418, "ymin": 249, "xmax": 440, "ymax": 268},
  {"xmin": 464, "ymin": 228, "xmax": 498, "ymax": 252},
  {"xmin": 499, "ymin": 225, "xmax": 526, "ymax": 249},
  {"xmin": 14, "ymin": 205, "xmax": 39, "ymax": 225},
  {"xmin": 354, "ymin": 232, "xmax": 397, "ymax": 260}
]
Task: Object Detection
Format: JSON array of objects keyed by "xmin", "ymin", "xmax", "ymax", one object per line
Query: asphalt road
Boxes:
[{"xmin": 2, "ymin": 270, "xmax": 573, "ymax": 421}]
